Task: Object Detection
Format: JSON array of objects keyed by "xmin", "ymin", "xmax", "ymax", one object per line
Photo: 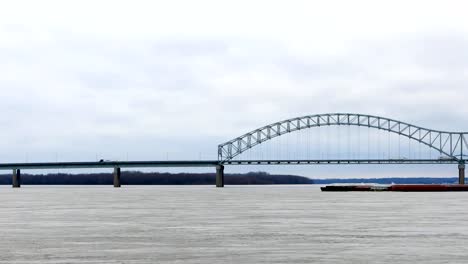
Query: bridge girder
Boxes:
[{"xmin": 218, "ymin": 113, "xmax": 468, "ymax": 162}]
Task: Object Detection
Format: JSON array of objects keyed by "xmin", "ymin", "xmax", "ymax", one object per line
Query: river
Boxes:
[{"xmin": 0, "ymin": 185, "xmax": 467, "ymax": 263}]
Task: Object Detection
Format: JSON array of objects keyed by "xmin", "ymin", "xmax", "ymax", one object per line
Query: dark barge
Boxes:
[{"xmin": 321, "ymin": 184, "xmax": 468, "ymax": 192}]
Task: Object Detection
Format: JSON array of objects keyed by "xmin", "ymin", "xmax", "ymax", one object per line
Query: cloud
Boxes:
[{"xmin": 1, "ymin": 1, "xmax": 468, "ymax": 177}]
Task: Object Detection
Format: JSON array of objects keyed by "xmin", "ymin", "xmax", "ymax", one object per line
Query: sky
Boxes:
[{"xmin": 1, "ymin": 0, "xmax": 468, "ymax": 177}]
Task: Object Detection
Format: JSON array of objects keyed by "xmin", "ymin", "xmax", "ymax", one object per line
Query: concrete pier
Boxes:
[
  {"xmin": 459, "ymin": 163, "xmax": 465, "ymax": 185},
  {"xmin": 12, "ymin": 169, "xmax": 21, "ymax": 188},
  {"xmin": 114, "ymin": 167, "xmax": 121, "ymax": 188},
  {"xmin": 216, "ymin": 165, "xmax": 224, "ymax": 187}
]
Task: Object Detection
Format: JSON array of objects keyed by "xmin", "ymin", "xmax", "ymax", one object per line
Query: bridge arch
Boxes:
[{"xmin": 218, "ymin": 113, "xmax": 468, "ymax": 162}]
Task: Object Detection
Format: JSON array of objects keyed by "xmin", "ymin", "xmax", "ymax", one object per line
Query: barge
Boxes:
[{"xmin": 321, "ymin": 184, "xmax": 468, "ymax": 192}]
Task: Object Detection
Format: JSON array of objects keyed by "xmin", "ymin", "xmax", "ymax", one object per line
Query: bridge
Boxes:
[{"xmin": 1, "ymin": 113, "xmax": 466, "ymax": 188}]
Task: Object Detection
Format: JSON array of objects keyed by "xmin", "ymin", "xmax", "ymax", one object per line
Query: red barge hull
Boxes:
[{"xmin": 321, "ymin": 184, "xmax": 468, "ymax": 192}]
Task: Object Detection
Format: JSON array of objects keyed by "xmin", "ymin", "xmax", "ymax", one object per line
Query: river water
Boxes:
[{"xmin": 0, "ymin": 185, "xmax": 467, "ymax": 263}]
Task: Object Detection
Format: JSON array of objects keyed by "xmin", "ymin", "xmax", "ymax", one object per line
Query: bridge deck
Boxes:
[
  {"xmin": 0, "ymin": 161, "xmax": 220, "ymax": 170},
  {"xmin": 0, "ymin": 159, "xmax": 458, "ymax": 170},
  {"xmin": 225, "ymin": 159, "xmax": 459, "ymax": 165}
]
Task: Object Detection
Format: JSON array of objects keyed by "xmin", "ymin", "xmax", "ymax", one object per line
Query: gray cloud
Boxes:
[{"xmin": 1, "ymin": 27, "xmax": 468, "ymax": 177}]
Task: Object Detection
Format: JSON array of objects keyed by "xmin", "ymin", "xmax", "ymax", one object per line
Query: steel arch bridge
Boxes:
[
  {"xmin": 2, "ymin": 113, "xmax": 468, "ymax": 188},
  {"xmin": 218, "ymin": 113, "xmax": 468, "ymax": 163}
]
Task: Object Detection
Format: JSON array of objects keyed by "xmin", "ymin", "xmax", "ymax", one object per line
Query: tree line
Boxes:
[{"xmin": 0, "ymin": 171, "xmax": 314, "ymax": 185}]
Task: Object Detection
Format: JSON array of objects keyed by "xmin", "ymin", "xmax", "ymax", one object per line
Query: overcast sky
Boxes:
[{"xmin": 1, "ymin": 1, "xmax": 468, "ymax": 177}]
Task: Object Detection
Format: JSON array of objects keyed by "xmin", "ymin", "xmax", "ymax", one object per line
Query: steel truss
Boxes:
[{"xmin": 218, "ymin": 113, "xmax": 468, "ymax": 162}]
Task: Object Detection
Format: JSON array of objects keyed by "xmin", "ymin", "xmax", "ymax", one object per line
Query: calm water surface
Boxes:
[{"xmin": 0, "ymin": 185, "xmax": 467, "ymax": 263}]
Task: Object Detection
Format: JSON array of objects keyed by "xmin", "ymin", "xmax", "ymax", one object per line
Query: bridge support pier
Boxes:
[
  {"xmin": 459, "ymin": 163, "xmax": 465, "ymax": 185},
  {"xmin": 114, "ymin": 167, "xmax": 121, "ymax": 188},
  {"xmin": 12, "ymin": 169, "xmax": 21, "ymax": 188},
  {"xmin": 216, "ymin": 165, "xmax": 224, "ymax": 187}
]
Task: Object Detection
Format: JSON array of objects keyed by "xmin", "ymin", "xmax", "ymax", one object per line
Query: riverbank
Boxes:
[{"xmin": 0, "ymin": 171, "xmax": 313, "ymax": 185}]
